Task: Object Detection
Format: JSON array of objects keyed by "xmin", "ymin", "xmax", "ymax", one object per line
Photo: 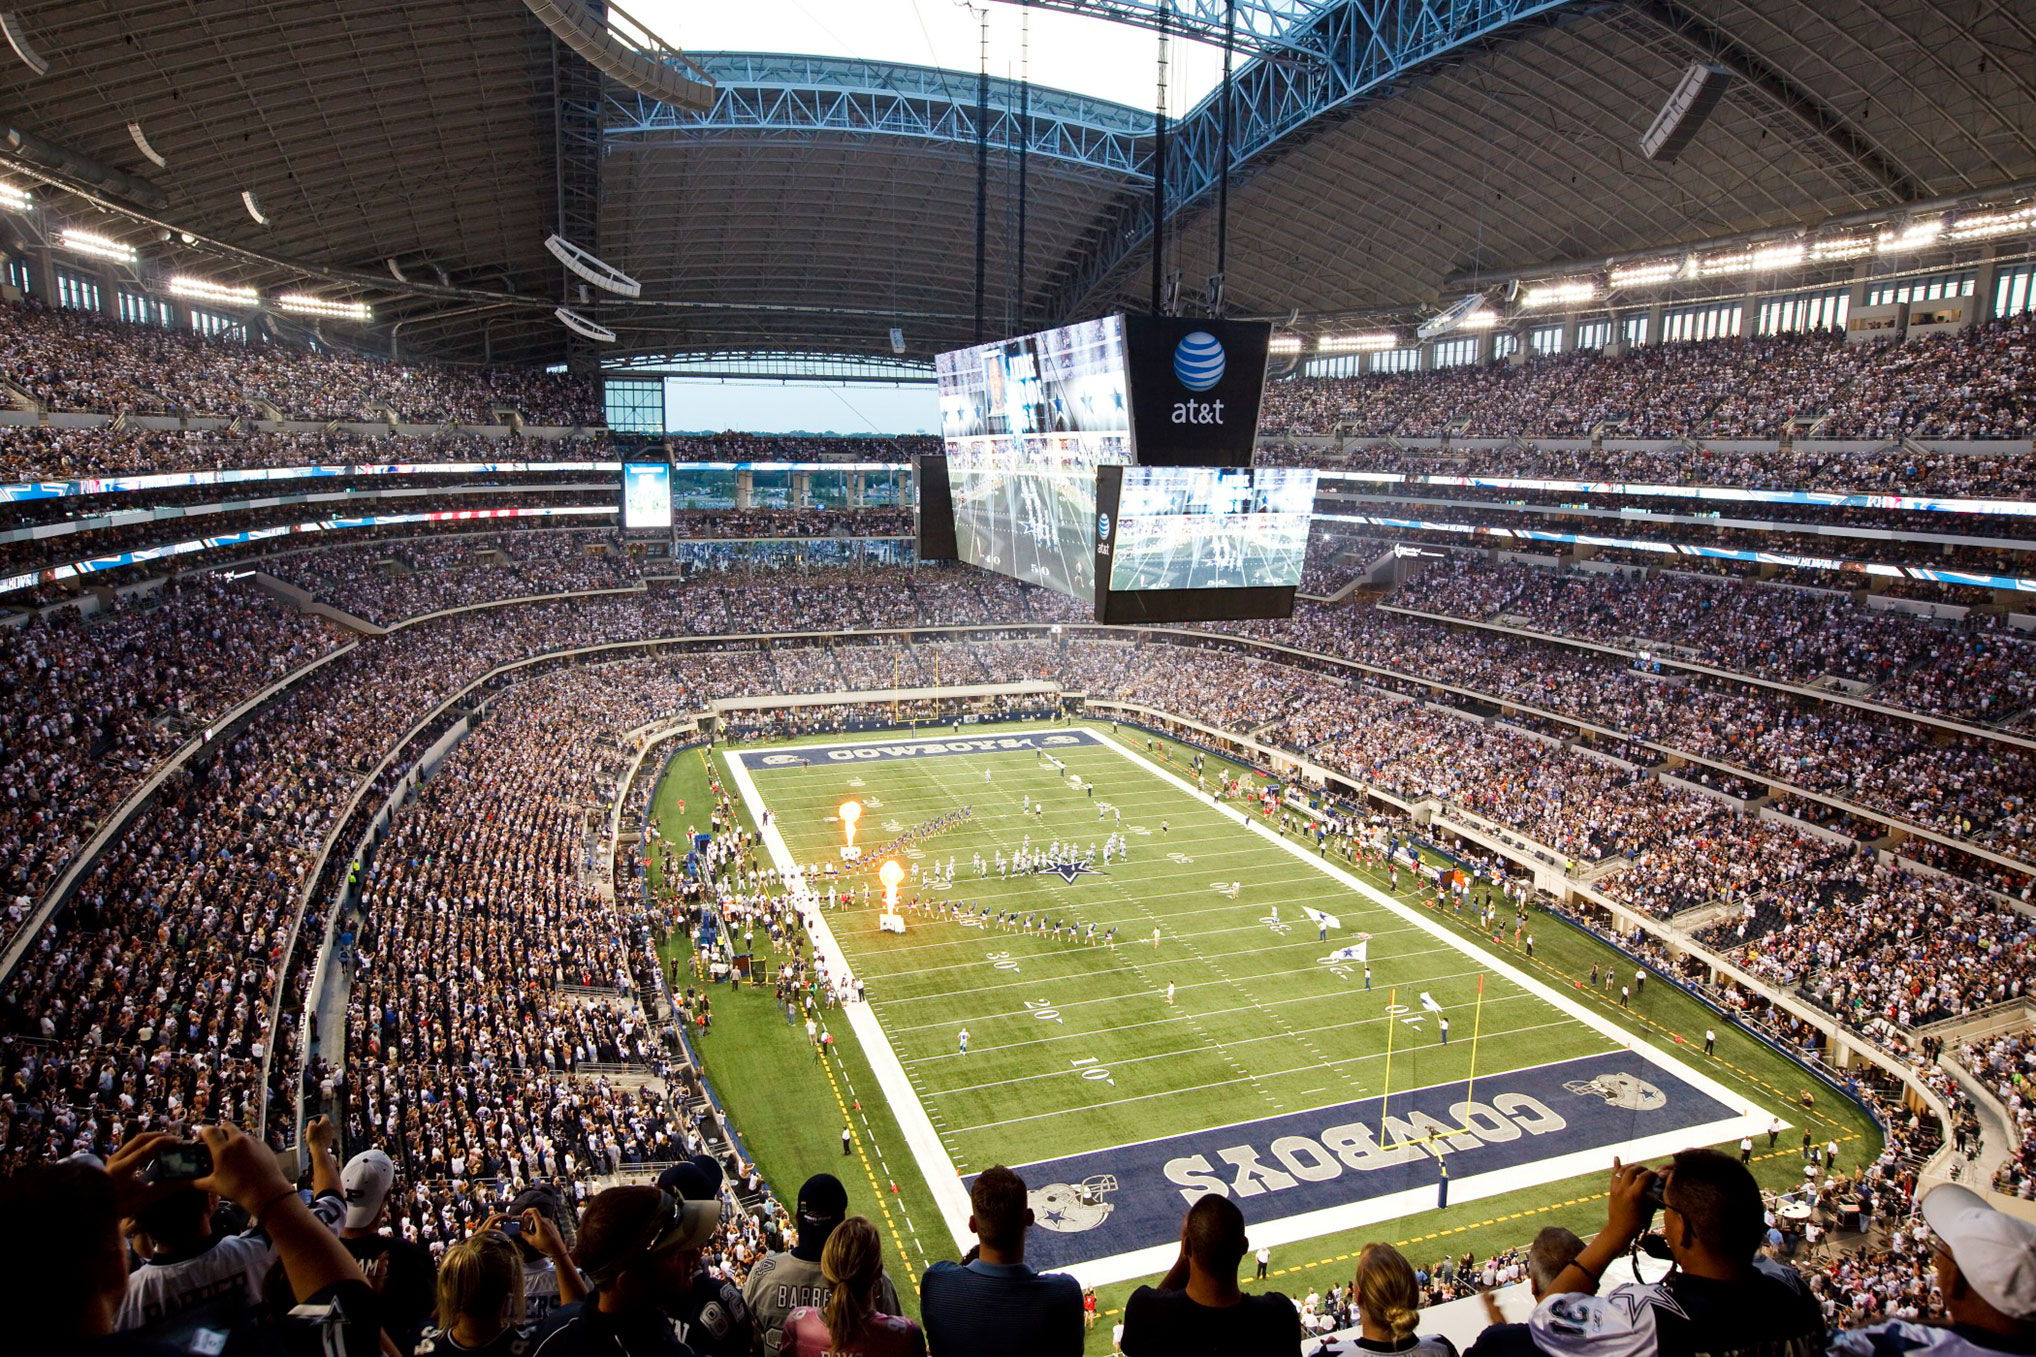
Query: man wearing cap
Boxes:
[
  {"xmin": 1831, "ymin": 1183, "xmax": 2036, "ymax": 1357},
  {"xmin": 744, "ymin": 1173, "xmax": 900, "ymax": 1357},
  {"xmin": 339, "ymin": 1147, "xmax": 437, "ymax": 1356},
  {"xmin": 658, "ymin": 1155, "xmax": 754, "ymax": 1357},
  {"xmin": 531, "ymin": 1183, "xmax": 723, "ymax": 1357}
]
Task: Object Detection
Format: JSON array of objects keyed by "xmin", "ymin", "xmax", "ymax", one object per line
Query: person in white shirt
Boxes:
[{"xmin": 118, "ymin": 1115, "xmax": 349, "ymax": 1333}]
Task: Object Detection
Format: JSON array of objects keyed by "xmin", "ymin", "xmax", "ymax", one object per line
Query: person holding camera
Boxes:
[
  {"xmin": 119, "ymin": 1116, "xmax": 351, "ymax": 1335},
  {"xmin": 0, "ymin": 1119, "xmax": 381, "ymax": 1356},
  {"xmin": 1529, "ymin": 1149, "xmax": 1822, "ymax": 1357}
]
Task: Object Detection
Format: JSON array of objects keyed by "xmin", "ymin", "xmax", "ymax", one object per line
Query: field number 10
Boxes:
[{"xmin": 1071, "ymin": 1056, "xmax": 1115, "ymax": 1086}]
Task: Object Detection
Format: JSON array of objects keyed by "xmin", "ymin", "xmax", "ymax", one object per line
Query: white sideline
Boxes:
[
  {"xmin": 725, "ymin": 724, "xmax": 1781, "ymax": 1288},
  {"xmin": 721, "ymin": 742, "xmax": 978, "ymax": 1255}
]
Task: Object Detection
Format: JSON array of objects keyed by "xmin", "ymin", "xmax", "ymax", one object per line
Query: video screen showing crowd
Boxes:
[{"xmin": 926, "ymin": 314, "xmax": 1314, "ymax": 624}]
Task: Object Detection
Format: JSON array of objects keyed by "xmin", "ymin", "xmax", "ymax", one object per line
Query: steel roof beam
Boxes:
[
  {"xmin": 1043, "ymin": 0, "xmax": 1580, "ymax": 319},
  {"xmin": 1001, "ymin": 1, "xmax": 1347, "ymax": 61},
  {"xmin": 606, "ymin": 52, "xmax": 1151, "ymax": 179}
]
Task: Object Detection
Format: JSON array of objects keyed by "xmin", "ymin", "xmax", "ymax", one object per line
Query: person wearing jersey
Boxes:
[
  {"xmin": 745, "ymin": 1174, "xmax": 901, "ymax": 1357},
  {"xmin": 5, "ymin": 1122, "xmax": 386, "ymax": 1357},
  {"xmin": 657, "ymin": 1157, "xmax": 754, "ymax": 1357},
  {"xmin": 338, "ymin": 1148, "xmax": 437, "ymax": 1355},
  {"xmin": 1530, "ymin": 1149, "xmax": 1821, "ymax": 1357},
  {"xmin": 118, "ymin": 1115, "xmax": 350, "ymax": 1335},
  {"xmin": 1829, "ymin": 1183, "xmax": 2036, "ymax": 1357},
  {"xmin": 507, "ymin": 1185, "xmax": 574, "ymax": 1323}
]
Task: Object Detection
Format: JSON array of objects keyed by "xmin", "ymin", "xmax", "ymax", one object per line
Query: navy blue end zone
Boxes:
[
  {"xmin": 975, "ymin": 1050, "xmax": 1738, "ymax": 1272},
  {"xmin": 735, "ymin": 729, "xmax": 1101, "ymax": 771}
]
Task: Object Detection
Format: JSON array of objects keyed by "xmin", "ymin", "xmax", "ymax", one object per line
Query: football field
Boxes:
[{"xmin": 721, "ymin": 722, "xmax": 1772, "ymax": 1286}]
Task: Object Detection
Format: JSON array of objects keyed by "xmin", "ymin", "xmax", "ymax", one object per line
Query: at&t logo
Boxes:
[{"xmin": 1170, "ymin": 329, "xmax": 1228, "ymax": 425}]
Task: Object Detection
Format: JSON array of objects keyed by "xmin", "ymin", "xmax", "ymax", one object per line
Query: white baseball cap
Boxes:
[
  {"xmin": 1919, "ymin": 1182, "xmax": 2036, "ymax": 1322},
  {"xmin": 341, "ymin": 1149, "xmax": 396, "ymax": 1230}
]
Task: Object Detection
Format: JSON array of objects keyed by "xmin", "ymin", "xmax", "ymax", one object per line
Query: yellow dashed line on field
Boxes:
[{"xmin": 816, "ymin": 1041, "xmax": 926, "ymax": 1296}]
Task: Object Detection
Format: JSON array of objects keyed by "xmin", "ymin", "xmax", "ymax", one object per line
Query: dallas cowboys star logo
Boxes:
[{"xmin": 1039, "ymin": 858, "xmax": 1103, "ymax": 884}]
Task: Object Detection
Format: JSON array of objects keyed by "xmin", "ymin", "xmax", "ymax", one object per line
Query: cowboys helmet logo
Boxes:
[
  {"xmin": 1042, "ymin": 734, "xmax": 1081, "ymax": 746},
  {"xmin": 1029, "ymin": 1175, "xmax": 1118, "ymax": 1232},
  {"xmin": 762, "ymin": 754, "xmax": 801, "ymax": 766},
  {"xmin": 1564, "ymin": 1072, "xmax": 1668, "ymax": 1111}
]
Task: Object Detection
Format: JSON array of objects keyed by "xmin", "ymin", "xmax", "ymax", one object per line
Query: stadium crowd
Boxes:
[
  {"xmin": 1255, "ymin": 315, "xmax": 2036, "ymax": 440},
  {"xmin": 0, "ymin": 299, "xmax": 600, "ymax": 424}
]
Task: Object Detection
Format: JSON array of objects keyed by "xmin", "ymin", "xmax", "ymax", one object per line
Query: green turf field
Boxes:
[{"xmin": 742, "ymin": 728, "xmax": 1613, "ymax": 1174}]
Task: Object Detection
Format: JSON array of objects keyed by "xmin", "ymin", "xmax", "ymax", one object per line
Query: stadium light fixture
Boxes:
[
  {"xmin": 1607, "ymin": 259, "xmax": 1682, "ymax": 289},
  {"xmin": 1457, "ymin": 310, "xmax": 1498, "ymax": 330},
  {"xmin": 544, "ymin": 234, "xmax": 642, "ymax": 299},
  {"xmin": 1520, "ymin": 280, "xmax": 1599, "ymax": 309},
  {"xmin": 555, "ymin": 306, "xmax": 616, "ymax": 342},
  {"xmin": 276, "ymin": 293, "xmax": 373, "ymax": 321},
  {"xmin": 1808, "ymin": 235, "xmax": 1875, "ymax": 262},
  {"xmin": 127, "ymin": 121, "xmax": 168, "ymax": 169},
  {"xmin": 58, "ymin": 227, "xmax": 136, "ymax": 264},
  {"xmin": 0, "ymin": 180, "xmax": 29, "ymax": 211},
  {"xmin": 1316, "ymin": 332, "xmax": 1396, "ymax": 353},
  {"xmin": 1947, "ymin": 204, "xmax": 2036, "ymax": 242},
  {"xmin": 1267, "ymin": 335, "xmax": 1304, "ymax": 355},
  {"xmin": 168, "ymin": 275, "xmax": 258, "ymax": 306},
  {"xmin": 1696, "ymin": 243, "xmax": 1805, "ymax": 277},
  {"xmin": 1876, "ymin": 218, "xmax": 1945, "ymax": 254}
]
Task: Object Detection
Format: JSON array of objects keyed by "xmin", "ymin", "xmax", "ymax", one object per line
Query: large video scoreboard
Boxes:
[{"xmin": 924, "ymin": 314, "xmax": 1302, "ymax": 624}]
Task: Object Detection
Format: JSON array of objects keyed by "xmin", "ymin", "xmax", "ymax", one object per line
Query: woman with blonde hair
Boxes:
[
  {"xmin": 416, "ymin": 1230, "xmax": 531, "ymax": 1356},
  {"xmin": 1351, "ymin": 1242, "xmax": 1459, "ymax": 1357},
  {"xmin": 784, "ymin": 1215, "xmax": 924, "ymax": 1356}
]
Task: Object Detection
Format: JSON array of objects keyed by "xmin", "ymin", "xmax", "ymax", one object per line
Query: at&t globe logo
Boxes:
[{"xmin": 1172, "ymin": 330, "xmax": 1226, "ymax": 391}]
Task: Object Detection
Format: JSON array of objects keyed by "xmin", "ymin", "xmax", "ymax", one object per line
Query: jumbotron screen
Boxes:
[
  {"xmin": 1106, "ymin": 466, "xmax": 1318, "ymax": 591},
  {"xmin": 621, "ymin": 461, "xmax": 673, "ymax": 530},
  {"xmin": 936, "ymin": 315, "xmax": 1131, "ymax": 598}
]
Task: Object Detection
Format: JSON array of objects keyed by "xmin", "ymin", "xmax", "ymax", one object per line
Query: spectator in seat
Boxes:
[
  {"xmin": 120, "ymin": 1115, "xmax": 349, "ymax": 1334},
  {"xmin": 747, "ymin": 1174, "xmax": 901, "ymax": 1357},
  {"xmin": 657, "ymin": 1156, "xmax": 753, "ymax": 1357},
  {"xmin": 338, "ymin": 1148, "xmax": 438, "ymax": 1355},
  {"xmin": 784, "ymin": 1215, "xmax": 924, "ymax": 1356},
  {"xmin": 417, "ymin": 1231, "xmax": 541, "ymax": 1357},
  {"xmin": 920, "ymin": 1165, "xmax": 1082, "ymax": 1357},
  {"xmin": 1533, "ymin": 1150, "xmax": 1821, "ymax": 1357},
  {"xmin": 508, "ymin": 1185, "xmax": 576, "ymax": 1323},
  {"xmin": 532, "ymin": 1183, "xmax": 721, "ymax": 1357},
  {"xmin": 1830, "ymin": 1182, "xmax": 2036, "ymax": 1357},
  {"xmin": 1119, "ymin": 1194, "xmax": 1299, "ymax": 1356},
  {"xmin": 1341, "ymin": 1242, "xmax": 1458, "ymax": 1357},
  {"xmin": 0, "ymin": 1122, "xmax": 381, "ymax": 1357},
  {"xmin": 1465, "ymin": 1227, "xmax": 1586, "ymax": 1357}
]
